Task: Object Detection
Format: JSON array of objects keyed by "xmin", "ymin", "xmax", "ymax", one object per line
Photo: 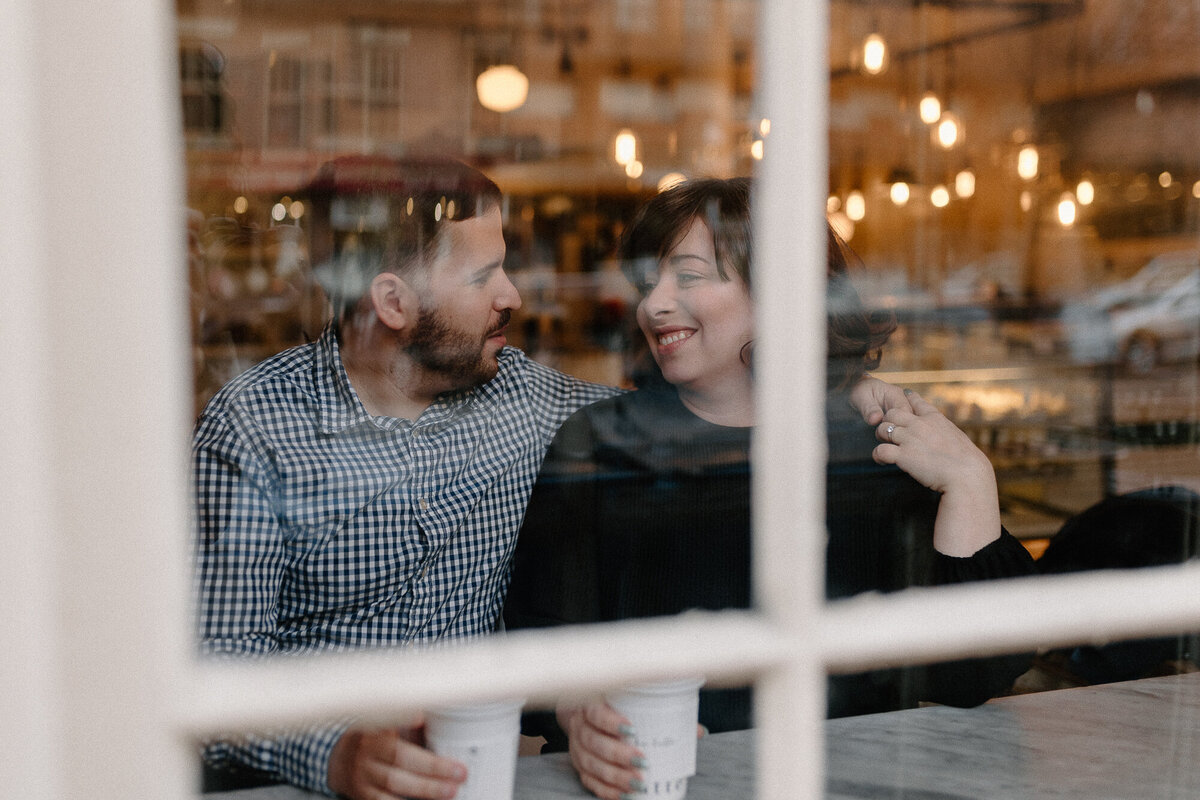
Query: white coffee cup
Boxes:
[
  {"xmin": 605, "ymin": 677, "xmax": 705, "ymax": 799},
  {"xmin": 425, "ymin": 698, "xmax": 524, "ymax": 800}
]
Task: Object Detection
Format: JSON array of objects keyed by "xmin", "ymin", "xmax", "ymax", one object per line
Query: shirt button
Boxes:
[{"xmin": 419, "ymin": 497, "xmax": 430, "ymax": 511}]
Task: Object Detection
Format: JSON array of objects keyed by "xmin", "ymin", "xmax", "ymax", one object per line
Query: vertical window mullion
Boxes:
[
  {"xmin": 754, "ymin": 0, "xmax": 832, "ymax": 799},
  {"xmin": 35, "ymin": 1, "xmax": 194, "ymax": 797}
]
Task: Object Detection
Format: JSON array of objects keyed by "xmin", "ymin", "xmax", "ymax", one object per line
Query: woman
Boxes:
[{"xmin": 504, "ymin": 177, "xmax": 1035, "ymax": 800}]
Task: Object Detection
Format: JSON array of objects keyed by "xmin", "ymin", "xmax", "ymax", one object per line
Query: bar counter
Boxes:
[{"xmin": 207, "ymin": 672, "xmax": 1200, "ymax": 799}]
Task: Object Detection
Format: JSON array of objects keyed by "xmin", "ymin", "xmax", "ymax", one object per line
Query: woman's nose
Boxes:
[{"xmin": 641, "ymin": 279, "xmax": 675, "ymax": 315}]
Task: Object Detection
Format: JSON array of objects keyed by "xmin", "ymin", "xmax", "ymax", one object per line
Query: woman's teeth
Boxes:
[{"xmin": 659, "ymin": 331, "xmax": 693, "ymax": 346}]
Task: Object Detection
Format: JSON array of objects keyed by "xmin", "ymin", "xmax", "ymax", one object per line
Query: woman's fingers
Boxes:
[{"xmin": 563, "ymin": 702, "xmax": 646, "ymax": 799}]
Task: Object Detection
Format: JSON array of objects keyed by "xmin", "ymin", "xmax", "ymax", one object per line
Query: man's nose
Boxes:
[{"xmin": 495, "ymin": 269, "xmax": 522, "ymax": 311}]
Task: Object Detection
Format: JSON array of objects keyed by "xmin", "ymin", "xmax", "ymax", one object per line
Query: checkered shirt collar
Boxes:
[{"xmin": 312, "ymin": 322, "xmax": 503, "ymax": 434}]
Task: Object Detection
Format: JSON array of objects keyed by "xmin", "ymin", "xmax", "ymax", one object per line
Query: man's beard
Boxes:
[{"xmin": 406, "ymin": 304, "xmax": 510, "ymax": 390}]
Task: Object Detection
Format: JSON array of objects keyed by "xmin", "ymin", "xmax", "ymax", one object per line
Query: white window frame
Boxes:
[{"xmin": 4, "ymin": 1, "xmax": 1200, "ymax": 799}]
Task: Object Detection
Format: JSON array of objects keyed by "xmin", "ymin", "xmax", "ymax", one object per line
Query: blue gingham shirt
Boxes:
[{"xmin": 193, "ymin": 324, "xmax": 616, "ymax": 792}]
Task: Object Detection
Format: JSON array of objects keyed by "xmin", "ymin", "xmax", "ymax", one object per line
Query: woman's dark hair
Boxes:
[
  {"xmin": 306, "ymin": 155, "xmax": 503, "ymax": 320},
  {"xmin": 618, "ymin": 176, "xmax": 895, "ymax": 390},
  {"xmin": 826, "ymin": 224, "xmax": 897, "ymax": 390},
  {"xmin": 619, "ymin": 177, "xmax": 753, "ymax": 291}
]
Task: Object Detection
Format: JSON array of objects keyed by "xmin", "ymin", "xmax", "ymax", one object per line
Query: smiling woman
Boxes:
[{"xmin": 503, "ymin": 177, "xmax": 1035, "ymax": 799}]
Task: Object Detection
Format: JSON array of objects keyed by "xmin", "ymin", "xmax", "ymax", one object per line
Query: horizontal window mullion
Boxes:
[
  {"xmin": 820, "ymin": 563, "xmax": 1200, "ymax": 673},
  {"xmin": 177, "ymin": 613, "xmax": 792, "ymax": 734}
]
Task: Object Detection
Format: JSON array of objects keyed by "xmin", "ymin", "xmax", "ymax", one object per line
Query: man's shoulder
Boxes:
[
  {"xmin": 494, "ymin": 347, "xmax": 621, "ymax": 402},
  {"xmin": 196, "ymin": 342, "xmax": 321, "ymax": 430}
]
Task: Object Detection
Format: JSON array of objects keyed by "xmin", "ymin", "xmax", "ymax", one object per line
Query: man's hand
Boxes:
[
  {"xmin": 848, "ymin": 375, "xmax": 913, "ymax": 425},
  {"xmin": 327, "ymin": 719, "xmax": 467, "ymax": 800}
]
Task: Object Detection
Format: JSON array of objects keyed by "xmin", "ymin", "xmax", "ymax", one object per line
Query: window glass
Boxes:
[
  {"xmin": 180, "ymin": 0, "xmax": 1198, "ymax": 795},
  {"xmin": 826, "ymin": 0, "xmax": 1199, "ymax": 695}
]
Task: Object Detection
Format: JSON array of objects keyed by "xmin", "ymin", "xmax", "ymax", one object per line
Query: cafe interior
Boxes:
[{"xmin": 7, "ymin": 0, "xmax": 1197, "ymax": 798}]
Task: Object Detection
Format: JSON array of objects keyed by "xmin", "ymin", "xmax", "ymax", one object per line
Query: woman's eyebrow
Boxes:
[{"xmin": 667, "ymin": 251, "xmax": 713, "ymax": 266}]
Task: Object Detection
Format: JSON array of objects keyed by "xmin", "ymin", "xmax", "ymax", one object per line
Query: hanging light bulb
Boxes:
[
  {"xmin": 614, "ymin": 129, "xmax": 637, "ymax": 166},
  {"xmin": 1057, "ymin": 193, "xmax": 1077, "ymax": 226},
  {"xmin": 1017, "ymin": 145, "xmax": 1039, "ymax": 180},
  {"xmin": 936, "ymin": 112, "xmax": 961, "ymax": 149},
  {"xmin": 919, "ymin": 91, "xmax": 942, "ymax": 125},
  {"xmin": 955, "ymin": 169, "xmax": 976, "ymax": 199},
  {"xmin": 862, "ymin": 33, "xmax": 888, "ymax": 75},
  {"xmin": 890, "ymin": 180, "xmax": 910, "ymax": 206},
  {"xmin": 930, "ymin": 185, "xmax": 950, "ymax": 208},
  {"xmin": 476, "ymin": 65, "xmax": 529, "ymax": 113},
  {"xmin": 1076, "ymin": 178, "xmax": 1095, "ymax": 205},
  {"xmin": 845, "ymin": 189, "xmax": 866, "ymax": 221}
]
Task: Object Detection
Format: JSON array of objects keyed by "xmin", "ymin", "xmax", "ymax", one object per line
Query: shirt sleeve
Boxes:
[
  {"xmin": 192, "ymin": 411, "xmax": 287, "ymax": 654},
  {"xmin": 192, "ymin": 412, "xmax": 348, "ymax": 794}
]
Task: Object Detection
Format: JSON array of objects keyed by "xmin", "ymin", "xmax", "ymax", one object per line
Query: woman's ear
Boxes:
[{"xmin": 368, "ymin": 272, "xmax": 417, "ymax": 331}]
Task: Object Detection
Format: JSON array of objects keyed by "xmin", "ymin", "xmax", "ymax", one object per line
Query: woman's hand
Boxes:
[
  {"xmin": 849, "ymin": 375, "xmax": 915, "ymax": 425},
  {"xmin": 871, "ymin": 389, "xmax": 1002, "ymax": 556},
  {"xmin": 557, "ymin": 700, "xmax": 646, "ymax": 800}
]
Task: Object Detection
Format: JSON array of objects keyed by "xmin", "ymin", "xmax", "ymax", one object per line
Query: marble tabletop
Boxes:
[{"xmin": 205, "ymin": 672, "xmax": 1200, "ymax": 799}]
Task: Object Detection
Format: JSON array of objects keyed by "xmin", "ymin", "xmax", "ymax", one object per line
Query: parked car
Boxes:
[{"xmin": 1061, "ymin": 252, "xmax": 1200, "ymax": 374}]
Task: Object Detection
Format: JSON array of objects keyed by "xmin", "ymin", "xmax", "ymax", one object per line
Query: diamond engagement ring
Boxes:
[{"xmin": 885, "ymin": 423, "xmax": 896, "ymax": 442}]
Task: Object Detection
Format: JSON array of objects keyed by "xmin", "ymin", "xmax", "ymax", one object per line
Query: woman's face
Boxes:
[{"xmin": 636, "ymin": 216, "xmax": 754, "ymax": 397}]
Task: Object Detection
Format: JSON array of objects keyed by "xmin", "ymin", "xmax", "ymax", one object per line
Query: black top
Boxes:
[{"xmin": 504, "ymin": 383, "xmax": 1036, "ymax": 743}]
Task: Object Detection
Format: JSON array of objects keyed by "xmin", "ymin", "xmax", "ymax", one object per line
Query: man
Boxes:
[{"xmin": 193, "ymin": 156, "xmax": 907, "ymax": 798}]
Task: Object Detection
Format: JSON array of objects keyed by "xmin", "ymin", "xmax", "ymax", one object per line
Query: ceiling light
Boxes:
[
  {"xmin": 862, "ymin": 33, "xmax": 887, "ymax": 75},
  {"xmin": 614, "ymin": 128, "xmax": 637, "ymax": 166},
  {"xmin": 919, "ymin": 92, "xmax": 941, "ymax": 125},
  {"xmin": 476, "ymin": 65, "xmax": 529, "ymax": 113},
  {"xmin": 1017, "ymin": 145, "xmax": 1039, "ymax": 180}
]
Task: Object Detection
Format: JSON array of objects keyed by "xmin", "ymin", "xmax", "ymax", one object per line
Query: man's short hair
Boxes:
[{"xmin": 306, "ymin": 155, "xmax": 503, "ymax": 320}]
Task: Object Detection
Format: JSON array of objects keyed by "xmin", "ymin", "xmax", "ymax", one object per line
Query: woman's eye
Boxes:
[{"xmin": 676, "ymin": 272, "xmax": 702, "ymax": 286}]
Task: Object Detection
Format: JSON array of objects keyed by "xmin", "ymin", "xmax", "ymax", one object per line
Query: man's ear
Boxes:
[{"xmin": 368, "ymin": 272, "xmax": 418, "ymax": 331}]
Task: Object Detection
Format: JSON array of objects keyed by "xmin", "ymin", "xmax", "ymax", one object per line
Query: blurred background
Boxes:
[{"xmin": 178, "ymin": 0, "xmax": 1198, "ymax": 564}]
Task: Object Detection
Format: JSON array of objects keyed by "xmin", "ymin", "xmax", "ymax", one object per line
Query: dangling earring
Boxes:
[{"xmin": 739, "ymin": 339, "xmax": 755, "ymax": 367}]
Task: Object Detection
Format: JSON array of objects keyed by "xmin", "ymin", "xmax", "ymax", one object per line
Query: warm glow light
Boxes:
[
  {"xmin": 657, "ymin": 172, "xmax": 687, "ymax": 193},
  {"xmin": 1159, "ymin": 171, "xmax": 1173, "ymax": 188},
  {"xmin": 919, "ymin": 92, "xmax": 941, "ymax": 125},
  {"xmin": 759, "ymin": 118, "xmax": 771, "ymax": 137},
  {"xmin": 936, "ymin": 114, "xmax": 961, "ymax": 149},
  {"xmin": 233, "ymin": 196, "xmax": 249, "ymax": 214},
  {"xmin": 1020, "ymin": 190, "xmax": 1033, "ymax": 211},
  {"xmin": 1058, "ymin": 194, "xmax": 1077, "ymax": 226},
  {"xmin": 862, "ymin": 33, "xmax": 887, "ymax": 75},
  {"xmin": 955, "ymin": 169, "xmax": 976, "ymax": 199},
  {"xmin": 845, "ymin": 190, "xmax": 866, "ymax": 221},
  {"xmin": 614, "ymin": 129, "xmax": 637, "ymax": 166},
  {"xmin": 890, "ymin": 181, "xmax": 910, "ymax": 206},
  {"xmin": 288, "ymin": 200, "xmax": 305, "ymax": 219},
  {"xmin": 931, "ymin": 185, "xmax": 950, "ymax": 208},
  {"xmin": 750, "ymin": 139, "xmax": 764, "ymax": 160},
  {"xmin": 475, "ymin": 65, "xmax": 529, "ymax": 113},
  {"xmin": 1076, "ymin": 179, "xmax": 1095, "ymax": 205},
  {"xmin": 827, "ymin": 195, "xmax": 841, "ymax": 214},
  {"xmin": 828, "ymin": 211, "xmax": 855, "ymax": 242},
  {"xmin": 1018, "ymin": 145, "xmax": 1039, "ymax": 180},
  {"xmin": 625, "ymin": 159, "xmax": 644, "ymax": 179},
  {"xmin": 1193, "ymin": 180, "xmax": 1200, "ymax": 199},
  {"xmin": 271, "ymin": 202, "xmax": 287, "ymax": 222}
]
